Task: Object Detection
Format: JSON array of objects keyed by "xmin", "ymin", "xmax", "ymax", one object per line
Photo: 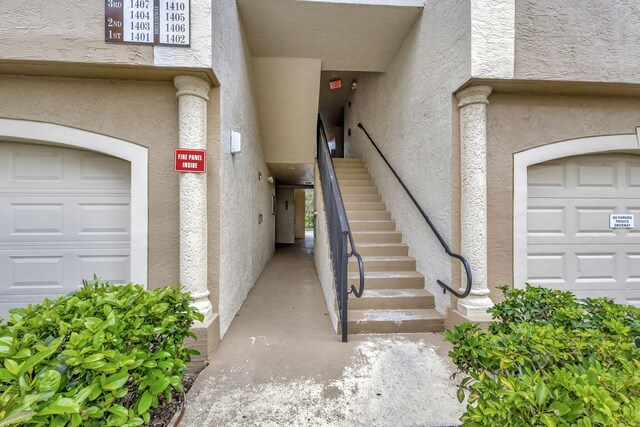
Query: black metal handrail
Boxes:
[
  {"xmin": 317, "ymin": 117, "xmax": 365, "ymax": 342},
  {"xmin": 357, "ymin": 123, "xmax": 472, "ymax": 299}
]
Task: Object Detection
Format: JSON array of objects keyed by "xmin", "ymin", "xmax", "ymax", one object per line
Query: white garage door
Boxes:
[
  {"xmin": 527, "ymin": 153, "xmax": 640, "ymax": 307},
  {"xmin": 0, "ymin": 142, "xmax": 131, "ymax": 318}
]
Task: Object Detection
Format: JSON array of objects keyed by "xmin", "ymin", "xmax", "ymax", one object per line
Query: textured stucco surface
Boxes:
[
  {"xmin": 344, "ymin": 0, "xmax": 471, "ymax": 314},
  {"xmin": 470, "ymin": 0, "xmax": 514, "ymax": 78},
  {"xmin": 485, "ymin": 93, "xmax": 640, "ymax": 302},
  {"xmin": 0, "ymin": 0, "xmax": 153, "ymax": 65},
  {"xmin": 212, "ymin": 1, "xmax": 276, "ymax": 337},
  {"xmin": 515, "ymin": 0, "xmax": 640, "ymax": 83},
  {"xmin": 253, "ymin": 57, "xmax": 321, "ymax": 167},
  {"xmin": 456, "ymin": 86, "xmax": 493, "ymax": 315},
  {"xmin": 175, "ymin": 76, "xmax": 213, "ymax": 319},
  {"xmin": 154, "ymin": 0, "xmax": 212, "ymax": 68},
  {"xmin": 0, "ymin": 75, "xmax": 179, "ymax": 288}
]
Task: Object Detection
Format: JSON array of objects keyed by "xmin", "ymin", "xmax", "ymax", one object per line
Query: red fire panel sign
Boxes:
[{"xmin": 175, "ymin": 148, "xmax": 206, "ymax": 173}]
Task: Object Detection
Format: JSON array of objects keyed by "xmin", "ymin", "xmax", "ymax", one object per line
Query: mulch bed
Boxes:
[{"xmin": 142, "ymin": 372, "xmax": 197, "ymax": 427}]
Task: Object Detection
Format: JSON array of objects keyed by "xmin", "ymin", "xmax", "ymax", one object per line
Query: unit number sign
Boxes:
[{"xmin": 105, "ymin": 0, "xmax": 190, "ymax": 46}]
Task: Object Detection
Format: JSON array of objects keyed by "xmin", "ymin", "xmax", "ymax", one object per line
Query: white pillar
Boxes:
[
  {"xmin": 456, "ymin": 85, "xmax": 494, "ymax": 317},
  {"xmin": 174, "ymin": 75, "xmax": 213, "ymax": 321}
]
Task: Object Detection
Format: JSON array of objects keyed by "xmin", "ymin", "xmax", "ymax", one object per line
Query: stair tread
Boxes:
[
  {"xmin": 349, "ymin": 270, "xmax": 424, "ymax": 279},
  {"xmin": 352, "ymin": 230, "xmax": 400, "ymax": 234},
  {"xmin": 348, "ymin": 308, "xmax": 443, "ymax": 322},
  {"xmin": 360, "ymin": 289, "xmax": 432, "ymax": 298},
  {"xmin": 350, "ymin": 255, "xmax": 415, "ymax": 261},
  {"xmin": 357, "ymin": 243, "xmax": 408, "ymax": 247}
]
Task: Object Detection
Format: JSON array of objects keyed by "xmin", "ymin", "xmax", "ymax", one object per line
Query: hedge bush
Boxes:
[
  {"xmin": 0, "ymin": 278, "xmax": 203, "ymax": 426},
  {"xmin": 445, "ymin": 285, "xmax": 640, "ymax": 427}
]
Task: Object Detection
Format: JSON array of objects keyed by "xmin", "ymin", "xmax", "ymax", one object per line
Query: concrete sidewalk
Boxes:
[{"xmin": 181, "ymin": 234, "xmax": 464, "ymax": 427}]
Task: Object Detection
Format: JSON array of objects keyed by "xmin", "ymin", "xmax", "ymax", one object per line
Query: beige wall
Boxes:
[
  {"xmin": 294, "ymin": 189, "xmax": 306, "ymax": 239},
  {"xmin": 515, "ymin": 0, "xmax": 640, "ymax": 83},
  {"xmin": 212, "ymin": 1, "xmax": 276, "ymax": 336},
  {"xmin": 484, "ymin": 93, "xmax": 640, "ymax": 302},
  {"xmin": 253, "ymin": 57, "xmax": 321, "ymax": 165},
  {"xmin": 0, "ymin": 74, "xmax": 180, "ymax": 288},
  {"xmin": 344, "ymin": 0, "xmax": 471, "ymax": 313}
]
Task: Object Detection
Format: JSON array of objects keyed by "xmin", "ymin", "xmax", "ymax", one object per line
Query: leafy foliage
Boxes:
[
  {"xmin": 305, "ymin": 190, "xmax": 315, "ymax": 228},
  {"xmin": 0, "ymin": 278, "xmax": 203, "ymax": 426},
  {"xmin": 445, "ymin": 285, "xmax": 640, "ymax": 426}
]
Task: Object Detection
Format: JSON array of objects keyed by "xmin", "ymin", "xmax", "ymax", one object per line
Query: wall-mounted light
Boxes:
[
  {"xmin": 258, "ymin": 171, "xmax": 262, "ymax": 180},
  {"xmin": 351, "ymin": 79, "xmax": 358, "ymax": 90},
  {"xmin": 231, "ymin": 131, "xmax": 242, "ymax": 155},
  {"xmin": 267, "ymin": 176, "xmax": 274, "ymax": 184}
]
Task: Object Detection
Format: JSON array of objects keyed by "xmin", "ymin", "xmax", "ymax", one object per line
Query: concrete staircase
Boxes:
[{"xmin": 333, "ymin": 157, "xmax": 445, "ymax": 334}]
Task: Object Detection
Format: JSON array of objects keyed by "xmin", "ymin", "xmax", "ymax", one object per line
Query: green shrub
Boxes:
[
  {"xmin": 444, "ymin": 285, "xmax": 640, "ymax": 427},
  {"xmin": 0, "ymin": 278, "xmax": 203, "ymax": 426}
]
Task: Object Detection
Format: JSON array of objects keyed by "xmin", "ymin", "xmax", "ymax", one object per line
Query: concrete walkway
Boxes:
[{"xmin": 181, "ymin": 233, "xmax": 464, "ymax": 427}]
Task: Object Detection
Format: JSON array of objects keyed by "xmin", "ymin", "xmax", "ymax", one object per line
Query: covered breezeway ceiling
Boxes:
[{"xmin": 237, "ymin": 0, "xmax": 424, "ymax": 72}]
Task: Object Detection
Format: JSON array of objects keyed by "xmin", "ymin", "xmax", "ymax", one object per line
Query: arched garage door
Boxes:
[
  {"xmin": 527, "ymin": 153, "xmax": 640, "ymax": 307},
  {"xmin": 0, "ymin": 142, "xmax": 131, "ymax": 318}
]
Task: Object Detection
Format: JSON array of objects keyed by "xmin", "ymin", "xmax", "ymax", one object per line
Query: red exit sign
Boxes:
[{"xmin": 175, "ymin": 148, "xmax": 206, "ymax": 173}]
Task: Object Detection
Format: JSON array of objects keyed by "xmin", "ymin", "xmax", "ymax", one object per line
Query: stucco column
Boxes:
[
  {"xmin": 174, "ymin": 75, "xmax": 213, "ymax": 322},
  {"xmin": 456, "ymin": 85, "xmax": 494, "ymax": 317}
]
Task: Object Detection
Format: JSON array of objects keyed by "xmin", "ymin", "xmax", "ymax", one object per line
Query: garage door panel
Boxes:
[
  {"xmin": 575, "ymin": 253, "xmax": 617, "ymax": 283},
  {"xmin": 8, "ymin": 255, "xmax": 65, "ymax": 291},
  {"xmin": 528, "ymin": 162, "xmax": 565, "ymax": 188},
  {"xmin": 528, "ymin": 198, "xmax": 640, "ymax": 244},
  {"xmin": 78, "ymin": 255, "xmax": 130, "ymax": 285},
  {"xmin": 11, "ymin": 149, "xmax": 64, "ymax": 182},
  {"xmin": 527, "ymin": 153, "xmax": 639, "ymax": 307},
  {"xmin": 1, "ymin": 142, "xmax": 130, "ymax": 191},
  {"xmin": 78, "ymin": 203, "xmax": 130, "ymax": 235},
  {"xmin": 0, "ymin": 142, "xmax": 132, "ymax": 318},
  {"xmin": 10, "ymin": 203, "xmax": 64, "ymax": 236},
  {"xmin": 1, "ymin": 249, "xmax": 129, "ymax": 294},
  {"xmin": 627, "ymin": 163, "xmax": 640, "ymax": 188},
  {"xmin": 527, "ymin": 207, "xmax": 566, "ymax": 237},
  {"xmin": 576, "ymin": 162, "xmax": 617, "ymax": 189},
  {"xmin": 0, "ymin": 197, "xmax": 131, "ymax": 242},
  {"xmin": 527, "ymin": 253, "xmax": 567, "ymax": 284},
  {"xmin": 79, "ymin": 155, "xmax": 130, "ymax": 183}
]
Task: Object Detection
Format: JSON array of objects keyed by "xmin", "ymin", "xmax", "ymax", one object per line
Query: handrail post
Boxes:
[{"xmin": 316, "ymin": 116, "xmax": 365, "ymax": 343}]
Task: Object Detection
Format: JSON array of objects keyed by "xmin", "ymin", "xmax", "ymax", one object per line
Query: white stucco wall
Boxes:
[
  {"xmin": 213, "ymin": 1, "xmax": 275, "ymax": 336},
  {"xmin": 344, "ymin": 0, "xmax": 471, "ymax": 313},
  {"xmin": 515, "ymin": 0, "xmax": 640, "ymax": 83}
]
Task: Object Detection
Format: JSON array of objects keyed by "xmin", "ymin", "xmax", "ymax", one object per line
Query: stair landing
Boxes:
[{"xmin": 335, "ymin": 157, "xmax": 445, "ymax": 334}]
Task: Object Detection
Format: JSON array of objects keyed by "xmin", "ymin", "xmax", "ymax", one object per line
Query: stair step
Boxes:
[
  {"xmin": 350, "ymin": 220, "xmax": 396, "ymax": 232},
  {"xmin": 337, "ymin": 173, "xmax": 371, "ymax": 181},
  {"xmin": 341, "ymin": 187, "xmax": 378, "ymax": 194},
  {"xmin": 348, "ymin": 309, "xmax": 444, "ymax": 334},
  {"xmin": 334, "ymin": 167, "xmax": 369, "ymax": 175},
  {"xmin": 344, "ymin": 201, "xmax": 386, "ymax": 211},
  {"xmin": 348, "ymin": 256, "xmax": 416, "ymax": 273},
  {"xmin": 348, "ymin": 271, "xmax": 424, "ymax": 289},
  {"xmin": 339, "ymin": 179, "xmax": 374, "ymax": 187},
  {"xmin": 346, "ymin": 210, "xmax": 390, "ymax": 220},
  {"xmin": 356, "ymin": 243, "xmax": 408, "ymax": 256},
  {"xmin": 333, "ymin": 158, "xmax": 364, "ymax": 164},
  {"xmin": 352, "ymin": 231, "xmax": 402, "ymax": 244},
  {"xmin": 342, "ymin": 194, "xmax": 381, "ymax": 202},
  {"xmin": 349, "ymin": 289, "xmax": 435, "ymax": 310}
]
